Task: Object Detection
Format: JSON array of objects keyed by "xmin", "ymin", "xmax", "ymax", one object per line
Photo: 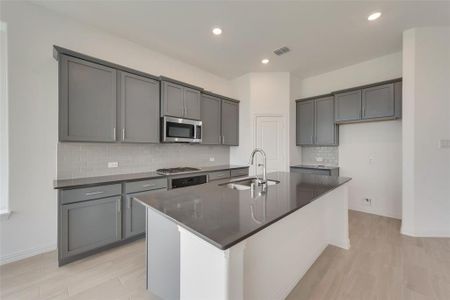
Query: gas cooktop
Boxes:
[{"xmin": 156, "ymin": 167, "xmax": 201, "ymax": 175}]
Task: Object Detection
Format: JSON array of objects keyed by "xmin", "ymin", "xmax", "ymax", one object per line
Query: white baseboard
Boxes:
[
  {"xmin": 402, "ymin": 228, "xmax": 450, "ymax": 238},
  {"xmin": 0, "ymin": 243, "xmax": 57, "ymax": 265},
  {"xmin": 349, "ymin": 207, "xmax": 401, "ymax": 220}
]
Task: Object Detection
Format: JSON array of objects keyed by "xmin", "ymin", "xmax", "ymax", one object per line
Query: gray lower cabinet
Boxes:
[
  {"xmin": 119, "ymin": 72, "xmax": 160, "ymax": 143},
  {"xmin": 201, "ymin": 94, "xmax": 221, "ymax": 144},
  {"xmin": 161, "ymin": 81, "xmax": 201, "ymax": 119},
  {"xmin": 334, "ymin": 90, "xmax": 362, "ymax": 123},
  {"xmin": 290, "ymin": 166, "xmax": 339, "ymax": 177},
  {"xmin": 296, "ymin": 100, "xmax": 315, "ymax": 145},
  {"xmin": 60, "ymin": 196, "xmax": 121, "ymax": 259},
  {"xmin": 123, "ymin": 191, "xmax": 149, "ymax": 238},
  {"xmin": 59, "ymin": 54, "xmax": 117, "ymax": 142},
  {"xmin": 221, "ymin": 100, "xmax": 239, "ymax": 146},
  {"xmin": 362, "ymin": 83, "xmax": 394, "ymax": 119},
  {"xmin": 296, "ymin": 96, "xmax": 338, "ymax": 146},
  {"xmin": 123, "ymin": 178, "xmax": 167, "ymax": 238}
]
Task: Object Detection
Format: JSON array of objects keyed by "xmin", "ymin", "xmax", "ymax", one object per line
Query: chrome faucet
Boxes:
[{"xmin": 249, "ymin": 148, "xmax": 267, "ymax": 184}]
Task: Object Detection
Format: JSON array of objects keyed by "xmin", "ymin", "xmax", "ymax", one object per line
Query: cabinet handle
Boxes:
[
  {"xmin": 128, "ymin": 197, "xmax": 132, "ymax": 209},
  {"xmin": 85, "ymin": 191, "xmax": 104, "ymax": 196},
  {"xmin": 113, "ymin": 127, "xmax": 116, "ymax": 139},
  {"xmin": 122, "ymin": 128, "xmax": 126, "ymax": 140},
  {"xmin": 142, "ymin": 183, "xmax": 155, "ymax": 188},
  {"xmin": 222, "ymin": 136, "xmax": 225, "ymax": 144},
  {"xmin": 117, "ymin": 200, "xmax": 121, "ymax": 213}
]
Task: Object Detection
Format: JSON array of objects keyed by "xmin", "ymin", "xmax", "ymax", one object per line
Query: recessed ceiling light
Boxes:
[
  {"xmin": 261, "ymin": 58, "xmax": 270, "ymax": 64},
  {"xmin": 368, "ymin": 12, "xmax": 382, "ymax": 21},
  {"xmin": 212, "ymin": 27, "xmax": 222, "ymax": 35}
]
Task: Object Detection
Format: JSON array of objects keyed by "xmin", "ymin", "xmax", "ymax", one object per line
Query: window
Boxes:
[{"xmin": 0, "ymin": 21, "xmax": 9, "ymax": 217}]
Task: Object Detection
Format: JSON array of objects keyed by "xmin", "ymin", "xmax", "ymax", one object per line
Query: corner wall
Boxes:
[
  {"xmin": 0, "ymin": 1, "xmax": 233, "ymax": 264},
  {"xmin": 402, "ymin": 27, "xmax": 450, "ymax": 237},
  {"xmin": 293, "ymin": 52, "xmax": 403, "ymax": 219},
  {"xmin": 230, "ymin": 73, "xmax": 291, "ymax": 173}
]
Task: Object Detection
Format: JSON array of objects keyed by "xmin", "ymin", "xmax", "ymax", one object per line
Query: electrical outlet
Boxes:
[
  {"xmin": 363, "ymin": 198, "xmax": 372, "ymax": 206},
  {"xmin": 439, "ymin": 139, "xmax": 450, "ymax": 149},
  {"xmin": 209, "ymin": 157, "xmax": 215, "ymax": 162},
  {"xmin": 108, "ymin": 162, "xmax": 119, "ymax": 168}
]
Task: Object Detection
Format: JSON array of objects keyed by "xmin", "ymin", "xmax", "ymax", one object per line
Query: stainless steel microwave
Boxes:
[{"xmin": 162, "ymin": 116, "xmax": 202, "ymax": 143}]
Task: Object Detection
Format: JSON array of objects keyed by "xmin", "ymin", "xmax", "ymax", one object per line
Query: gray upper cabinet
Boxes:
[
  {"xmin": 221, "ymin": 100, "xmax": 239, "ymax": 146},
  {"xmin": 201, "ymin": 94, "xmax": 221, "ymax": 145},
  {"xmin": 60, "ymin": 196, "xmax": 121, "ymax": 259},
  {"xmin": 183, "ymin": 88, "xmax": 201, "ymax": 120},
  {"xmin": 119, "ymin": 72, "xmax": 160, "ymax": 143},
  {"xmin": 315, "ymin": 96, "xmax": 338, "ymax": 145},
  {"xmin": 59, "ymin": 55, "xmax": 117, "ymax": 142},
  {"xmin": 161, "ymin": 81, "xmax": 201, "ymax": 120},
  {"xmin": 162, "ymin": 81, "xmax": 184, "ymax": 118},
  {"xmin": 334, "ymin": 90, "xmax": 362, "ymax": 123},
  {"xmin": 296, "ymin": 100, "xmax": 315, "ymax": 145},
  {"xmin": 332, "ymin": 79, "xmax": 402, "ymax": 124},
  {"xmin": 362, "ymin": 83, "xmax": 394, "ymax": 119}
]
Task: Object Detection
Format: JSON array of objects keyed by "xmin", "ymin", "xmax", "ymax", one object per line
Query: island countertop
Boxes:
[{"xmin": 135, "ymin": 171, "xmax": 351, "ymax": 250}]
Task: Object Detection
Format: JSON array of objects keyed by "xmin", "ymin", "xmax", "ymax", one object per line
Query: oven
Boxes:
[{"xmin": 162, "ymin": 116, "xmax": 202, "ymax": 143}]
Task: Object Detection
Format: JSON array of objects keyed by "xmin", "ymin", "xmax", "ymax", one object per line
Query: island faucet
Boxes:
[{"xmin": 249, "ymin": 148, "xmax": 267, "ymax": 184}]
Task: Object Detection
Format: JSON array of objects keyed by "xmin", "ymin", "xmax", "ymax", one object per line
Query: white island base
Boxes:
[{"xmin": 147, "ymin": 184, "xmax": 349, "ymax": 300}]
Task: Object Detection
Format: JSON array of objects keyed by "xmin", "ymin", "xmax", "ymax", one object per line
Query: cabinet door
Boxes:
[
  {"xmin": 201, "ymin": 94, "xmax": 221, "ymax": 144},
  {"xmin": 124, "ymin": 191, "xmax": 148, "ymax": 238},
  {"xmin": 59, "ymin": 55, "xmax": 117, "ymax": 142},
  {"xmin": 119, "ymin": 72, "xmax": 160, "ymax": 143},
  {"xmin": 61, "ymin": 196, "xmax": 121, "ymax": 258},
  {"xmin": 334, "ymin": 90, "xmax": 362, "ymax": 123},
  {"xmin": 183, "ymin": 88, "xmax": 201, "ymax": 120},
  {"xmin": 296, "ymin": 100, "xmax": 315, "ymax": 145},
  {"xmin": 221, "ymin": 100, "xmax": 239, "ymax": 146},
  {"xmin": 162, "ymin": 81, "xmax": 184, "ymax": 118},
  {"xmin": 362, "ymin": 83, "xmax": 395, "ymax": 119},
  {"xmin": 394, "ymin": 81, "xmax": 402, "ymax": 118},
  {"xmin": 315, "ymin": 96, "xmax": 338, "ymax": 145}
]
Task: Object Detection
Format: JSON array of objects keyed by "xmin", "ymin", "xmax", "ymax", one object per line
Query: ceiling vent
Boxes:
[{"xmin": 273, "ymin": 46, "xmax": 290, "ymax": 56}]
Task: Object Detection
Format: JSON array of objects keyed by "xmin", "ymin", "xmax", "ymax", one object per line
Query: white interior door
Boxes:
[{"xmin": 254, "ymin": 115, "xmax": 287, "ymax": 174}]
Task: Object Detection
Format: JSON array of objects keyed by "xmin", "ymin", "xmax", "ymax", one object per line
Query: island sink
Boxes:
[{"xmin": 219, "ymin": 176, "xmax": 280, "ymax": 190}]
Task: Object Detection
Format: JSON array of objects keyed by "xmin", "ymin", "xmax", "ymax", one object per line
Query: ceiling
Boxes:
[{"xmin": 33, "ymin": 1, "xmax": 450, "ymax": 79}]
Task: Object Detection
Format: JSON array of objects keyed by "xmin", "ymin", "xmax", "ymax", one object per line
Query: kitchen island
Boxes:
[{"xmin": 135, "ymin": 171, "xmax": 351, "ymax": 300}]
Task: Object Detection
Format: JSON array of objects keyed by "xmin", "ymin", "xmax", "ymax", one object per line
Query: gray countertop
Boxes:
[
  {"xmin": 53, "ymin": 165, "xmax": 249, "ymax": 189},
  {"xmin": 291, "ymin": 164, "xmax": 339, "ymax": 170},
  {"xmin": 135, "ymin": 172, "xmax": 351, "ymax": 250}
]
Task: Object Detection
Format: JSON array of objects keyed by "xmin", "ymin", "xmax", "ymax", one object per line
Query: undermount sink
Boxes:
[{"xmin": 219, "ymin": 177, "xmax": 280, "ymax": 191}]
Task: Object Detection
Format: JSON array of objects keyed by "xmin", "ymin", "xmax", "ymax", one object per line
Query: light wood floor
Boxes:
[{"xmin": 1, "ymin": 210, "xmax": 449, "ymax": 300}]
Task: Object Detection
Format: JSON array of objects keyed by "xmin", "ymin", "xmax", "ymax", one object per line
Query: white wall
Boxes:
[
  {"xmin": 295, "ymin": 52, "xmax": 403, "ymax": 219},
  {"xmin": 0, "ymin": 1, "xmax": 233, "ymax": 264},
  {"xmin": 230, "ymin": 72, "xmax": 291, "ymax": 172},
  {"xmin": 402, "ymin": 27, "xmax": 450, "ymax": 237}
]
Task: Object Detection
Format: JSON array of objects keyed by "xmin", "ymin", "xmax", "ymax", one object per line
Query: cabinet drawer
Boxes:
[
  {"xmin": 230, "ymin": 168, "xmax": 249, "ymax": 177},
  {"xmin": 208, "ymin": 170, "xmax": 231, "ymax": 181},
  {"xmin": 290, "ymin": 168, "xmax": 331, "ymax": 176},
  {"xmin": 61, "ymin": 184, "xmax": 121, "ymax": 204},
  {"xmin": 125, "ymin": 178, "xmax": 167, "ymax": 194}
]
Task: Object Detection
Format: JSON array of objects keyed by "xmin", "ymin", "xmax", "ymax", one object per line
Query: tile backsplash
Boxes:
[
  {"xmin": 301, "ymin": 146, "xmax": 339, "ymax": 166},
  {"xmin": 57, "ymin": 143, "xmax": 230, "ymax": 179}
]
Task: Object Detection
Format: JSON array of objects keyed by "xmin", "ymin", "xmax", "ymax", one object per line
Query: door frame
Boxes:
[{"xmin": 253, "ymin": 114, "xmax": 289, "ymax": 173}]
